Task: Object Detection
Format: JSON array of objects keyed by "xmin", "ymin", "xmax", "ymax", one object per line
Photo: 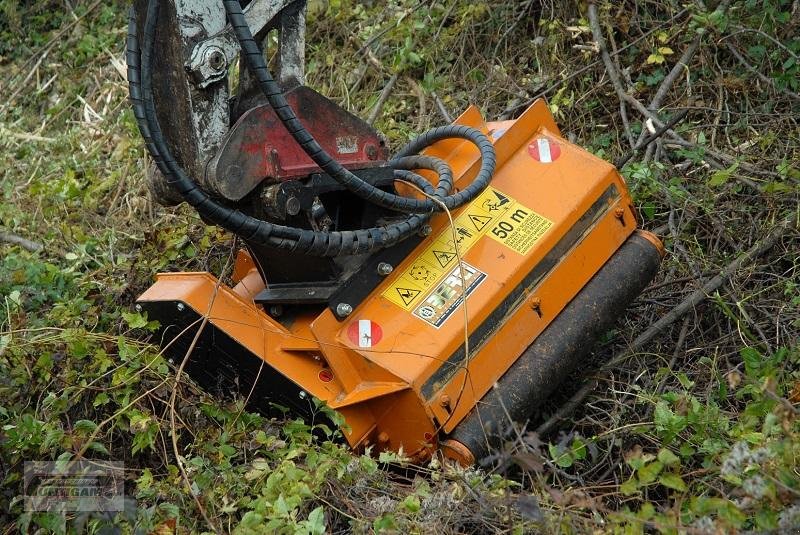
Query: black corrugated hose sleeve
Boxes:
[
  {"xmin": 222, "ymin": 0, "xmax": 497, "ymax": 214},
  {"xmin": 128, "ymin": 2, "xmax": 436, "ymax": 256}
]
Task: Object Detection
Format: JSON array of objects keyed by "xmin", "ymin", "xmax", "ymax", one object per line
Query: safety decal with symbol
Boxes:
[
  {"xmin": 395, "ymin": 287, "xmax": 421, "ymax": 306},
  {"xmin": 347, "ymin": 319, "xmax": 383, "ymax": 348},
  {"xmin": 528, "ymin": 137, "xmax": 561, "ymax": 163},
  {"xmin": 468, "ymin": 213, "xmax": 492, "ymax": 231},
  {"xmin": 433, "ymin": 249, "xmax": 457, "ymax": 267},
  {"xmin": 413, "ymin": 263, "xmax": 486, "ymax": 328},
  {"xmin": 381, "ymin": 186, "xmax": 523, "ymax": 311}
]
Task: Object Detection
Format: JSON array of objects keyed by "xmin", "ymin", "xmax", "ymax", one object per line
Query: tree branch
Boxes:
[{"xmin": 0, "ymin": 231, "xmax": 43, "ymax": 253}]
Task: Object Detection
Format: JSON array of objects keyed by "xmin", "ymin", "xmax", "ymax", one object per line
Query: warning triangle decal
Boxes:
[
  {"xmin": 432, "ymin": 249, "xmax": 457, "ymax": 268},
  {"xmin": 396, "ymin": 287, "xmax": 421, "ymax": 305},
  {"xmin": 468, "ymin": 213, "xmax": 492, "ymax": 231},
  {"xmin": 493, "ymin": 190, "xmax": 510, "ymax": 206}
]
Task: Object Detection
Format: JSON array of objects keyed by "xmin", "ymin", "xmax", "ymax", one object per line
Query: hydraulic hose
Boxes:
[
  {"xmin": 128, "ymin": 2, "xmax": 436, "ymax": 256},
  {"xmin": 222, "ymin": 0, "xmax": 497, "ymax": 213},
  {"xmin": 128, "ymin": 0, "xmax": 498, "ymax": 256}
]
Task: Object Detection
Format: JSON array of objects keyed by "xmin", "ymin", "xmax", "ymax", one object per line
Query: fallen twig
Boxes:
[
  {"xmin": 536, "ymin": 214, "xmax": 798, "ymax": 435},
  {"xmin": 0, "ymin": 231, "xmax": 44, "ymax": 252},
  {"xmin": 724, "ymin": 42, "xmax": 800, "ymax": 102},
  {"xmin": 586, "ymin": 2, "xmax": 776, "ymax": 182},
  {"xmin": 432, "ymin": 91, "xmax": 454, "ymax": 124},
  {"xmin": 367, "ymin": 73, "xmax": 399, "ymax": 125},
  {"xmin": 587, "ymin": 3, "xmax": 632, "ymax": 116},
  {"xmin": 637, "ymin": 34, "xmax": 701, "ymax": 158},
  {"xmin": 614, "ymin": 108, "xmax": 689, "ymax": 168}
]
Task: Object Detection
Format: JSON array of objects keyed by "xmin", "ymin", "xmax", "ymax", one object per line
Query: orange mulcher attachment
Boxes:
[
  {"xmin": 137, "ymin": 101, "xmax": 663, "ymax": 465},
  {"xmin": 129, "ymin": 0, "xmax": 663, "ymax": 465}
]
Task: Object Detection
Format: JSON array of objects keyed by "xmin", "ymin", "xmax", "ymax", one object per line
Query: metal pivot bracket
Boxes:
[
  {"xmin": 186, "ymin": 0, "xmax": 306, "ymax": 89},
  {"xmin": 137, "ymin": 0, "xmax": 307, "ymax": 204}
]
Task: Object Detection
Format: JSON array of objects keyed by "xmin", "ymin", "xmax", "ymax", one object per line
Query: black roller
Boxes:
[{"xmin": 446, "ymin": 231, "xmax": 664, "ymax": 463}]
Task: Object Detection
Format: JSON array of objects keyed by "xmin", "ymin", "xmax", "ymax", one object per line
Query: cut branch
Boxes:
[
  {"xmin": 367, "ymin": 73, "xmax": 399, "ymax": 125},
  {"xmin": 0, "ymin": 231, "xmax": 44, "ymax": 252}
]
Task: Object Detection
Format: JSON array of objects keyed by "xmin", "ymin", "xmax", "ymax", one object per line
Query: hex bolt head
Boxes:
[
  {"xmin": 285, "ymin": 196, "xmax": 301, "ymax": 216},
  {"xmin": 365, "ymin": 143, "xmax": 379, "ymax": 160},
  {"xmin": 377, "ymin": 262, "xmax": 393, "ymax": 276},
  {"xmin": 336, "ymin": 303, "xmax": 353, "ymax": 317},
  {"xmin": 299, "ymin": 391, "xmax": 307, "ymax": 400},
  {"xmin": 419, "ymin": 224, "xmax": 432, "ymax": 237},
  {"xmin": 135, "ymin": 304, "xmax": 142, "ymax": 313},
  {"xmin": 208, "ymin": 50, "xmax": 226, "ymax": 71},
  {"xmin": 176, "ymin": 303, "xmax": 185, "ymax": 312}
]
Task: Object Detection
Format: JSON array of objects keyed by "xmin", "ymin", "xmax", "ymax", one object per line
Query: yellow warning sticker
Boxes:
[
  {"xmin": 383, "ymin": 187, "xmax": 513, "ymax": 310},
  {"xmin": 382, "ymin": 186, "xmax": 551, "ymax": 310},
  {"xmin": 486, "ymin": 203, "xmax": 553, "ymax": 255}
]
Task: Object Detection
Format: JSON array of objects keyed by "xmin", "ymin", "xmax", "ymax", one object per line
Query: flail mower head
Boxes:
[{"xmin": 128, "ymin": 0, "xmax": 663, "ymax": 465}]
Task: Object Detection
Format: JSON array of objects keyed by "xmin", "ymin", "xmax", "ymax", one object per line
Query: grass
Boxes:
[{"xmin": 1, "ymin": 0, "xmax": 799, "ymax": 533}]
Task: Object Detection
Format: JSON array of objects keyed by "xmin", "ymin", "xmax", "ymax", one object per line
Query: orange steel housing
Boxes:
[{"xmin": 138, "ymin": 100, "xmax": 643, "ymax": 463}]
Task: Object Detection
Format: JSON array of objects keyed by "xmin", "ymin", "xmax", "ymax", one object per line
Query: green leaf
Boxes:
[
  {"xmin": 92, "ymin": 392, "xmax": 109, "ymax": 407},
  {"xmin": 708, "ymin": 161, "xmax": 739, "ymax": 186},
  {"xmin": 677, "ymin": 372, "xmax": 695, "ymax": 389},
  {"xmin": 304, "ymin": 506, "xmax": 326, "ymax": 535},
  {"xmin": 718, "ymin": 501, "xmax": 746, "ymax": 527},
  {"xmin": 219, "ymin": 444, "xmax": 237, "ymax": 458},
  {"xmin": 658, "ymin": 472, "xmax": 687, "ymax": 491},
  {"xmin": 73, "ymin": 419, "xmax": 98, "ymax": 433},
  {"xmin": 373, "ymin": 514, "xmax": 397, "ymax": 532},
  {"xmin": 654, "ymin": 401, "xmax": 687, "ymax": 442},
  {"xmin": 122, "ymin": 311, "xmax": 149, "ymax": 329},
  {"xmin": 620, "ymin": 477, "xmax": 640, "ymax": 495},
  {"xmin": 637, "ymin": 461, "xmax": 663, "ymax": 484},
  {"xmin": 402, "ymin": 495, "xmax": 420, "ymax": 513},
  {"xmin": 571, "ymin": 437, "xmax": 587, "ymax": 460},
  {"xmin": 137, "ymin": 468, "xmax": 153, "ymax": 491},
  {"xmin": 378, "ymin": 450, "xmax": 403, "ymax": 463},
  {"xmin": 657, "ymin": 448, "xmax": 681, "ymax": 466},
  {"xmin": 638, "ymin": 502, "xmax": 655, "ymax": 520},
  {"xmin": 738, "ymin": 431, "xmax": 765, "ymax": 444},
  {"xmin": 549, "ymin": 443, "xmax": 574, "ymax": 468},
  {"xmin": 740, "ymin": 346, "xmax": 762, "ymax": 376},
  {"xmin": 646, "ymin": 53, "xmax": 665, "ymax": 65},
  {"xmin": 87, "ymin": 441, "xmax": 109, "ymax": 455}
]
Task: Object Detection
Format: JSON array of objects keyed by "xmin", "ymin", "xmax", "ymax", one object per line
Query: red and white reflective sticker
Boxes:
[
  {"xmin": 528, "ymin": 137, "xmax": 561, "ymax": 163},
  {"xmin": 347, "ymin": 319, "xmax": 383, "ymax": 348}
]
